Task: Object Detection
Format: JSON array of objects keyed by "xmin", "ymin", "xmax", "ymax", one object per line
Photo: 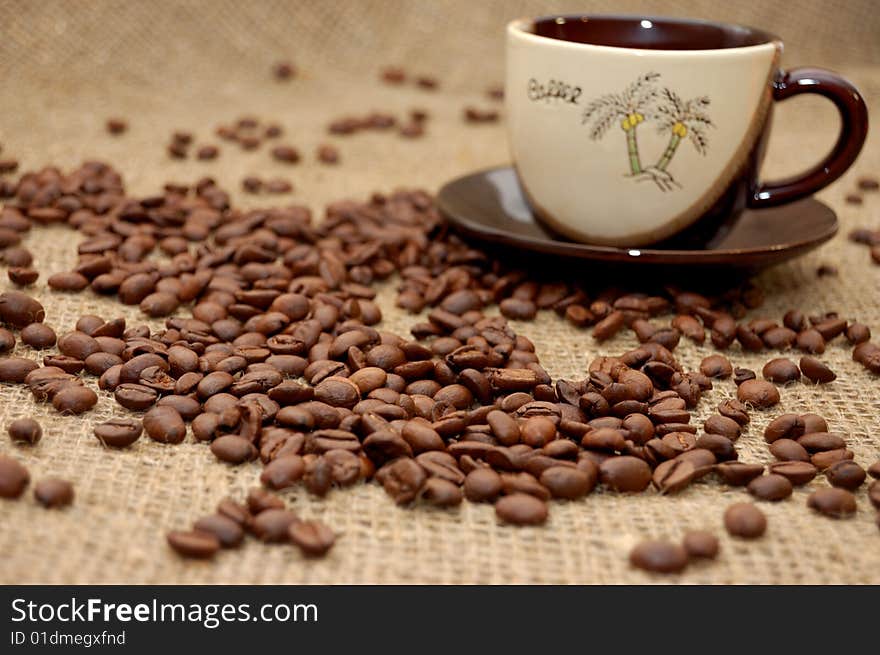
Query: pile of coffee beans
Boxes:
[{"xmin": 0, "ymin": 159, "xmax": 878, "ymax": 569}]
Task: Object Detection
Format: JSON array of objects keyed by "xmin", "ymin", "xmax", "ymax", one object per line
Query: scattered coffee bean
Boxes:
[
  {"xmin": 193, "ymin": 514, "xmax": 244, "ymax": 548},
  {"xmin": 747, "ymin": 474, "xmax": 793, "ymax": 501},
  {"xmin": 33, "ymin": 477, "xmax": 74, "ymax": 508},
  {"xmin": 762, "ymin": 358, "xmax": 800, "ymax": 383},
  {"xmin": 857, "ymin": 176, "xmax": 879, "ymax": 190},
  {"xmin": 495, "ymin": 493, "xmax": 548, "ymax": 525},
  {"xmin": 273, "ymin": 61, "xmax": 296, "ymax": 80},
  {"xmin": 732, "ymin": 368, "xmax": 756, "ymax": 385},
  {"xmin": 142, "ymin": 406, "xmax": 186, "ymax": 444},
  {"xmin": 93, "ymin": 418, "xmax": 142, "ymax": 448},
  {"xmin": 825, "ymin": 460, "xmax": 866, "ymax": 490},
  {"xmin": 289, "ymin": 519, "xmax": 336, "ymax": 556},
  {"xmin": 629, "ymin": 540, "xmax": 688, "ymax": 573},
  {"xmin": 0, "ymin": 454, "xmax": 29, "ymax": 498},
  {"xmin": 724, "ymin": 502, "xmax": 767, "ymax": 539},
  {"xmin": 807, "ymin": 487, "xmax": 857, "ymax": 518},
  {"xmin": 799, "ymin": 356, "xmax": 836, "ymax": 383},
  {"xmin": 52, "ymin": 385, "xmax": 98, "ymax": 414},
  {"xmin": 7, "ymin": 418, "xmax": 42, "ymax": 445},
  {"xmin": 700, "ymin": 355, "xmax": 732, "ymax": 379},
  {"xmin": 167, "ymin": 530, "xmax": 220, "ymax": 559},
  {"xmin": 767, "ymin": 461, "xmax": 817, "ymax": 486},
  {"xmin": 736, "ymin": 379, "xmax": 780, "ymax": 408},
  {"xmin": 682, "ymin": 531, "xmax": 719, "ymax": 559},
  {"xmin": 106, "ymin": 118, "xmax": 128, "ymax": 135}
]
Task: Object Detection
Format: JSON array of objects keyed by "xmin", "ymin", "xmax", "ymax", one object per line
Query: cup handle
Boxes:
[{"xmin": 749, "ymin": 67, "xmax": 869, "ymax": 209}]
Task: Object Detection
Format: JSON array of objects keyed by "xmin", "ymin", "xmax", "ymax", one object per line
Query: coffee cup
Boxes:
[{"xmin": 506, "ymin": 14, "xmax": 868, "ymax": 246}]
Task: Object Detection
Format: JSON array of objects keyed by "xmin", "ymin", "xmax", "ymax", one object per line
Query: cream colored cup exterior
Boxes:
[{"xmin": 506, "ymin": 18, "xmax": 780, "ymax": 246}]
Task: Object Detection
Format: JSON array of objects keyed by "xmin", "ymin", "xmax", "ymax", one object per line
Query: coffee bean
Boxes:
[
  {"xmin": 464, "ymin": 467, "xmax": 502, "ymax": 502},
  {"xmin": 419, "ymin": 477, "xmax": 462, "ymax": 507},
  {"xmin": 747, "ymin": 474, "xmax": 793, "ymax": 501},
  {"xmin": 0, "ymin": 454, "xmax": 29, "ymax": 498},
  {"xmin": 762, "ymin": 358, "xmax": 801, "ymax": 383},
  {"xmin": 540, "ymin": 466, "xmax": 591, "ymax": 499},
  {"xmin": 652, "ymin": 459, "xmax": 695, "ymax": 494},
  {"xmin": 247, "ymin": 488, "xmax": 285, "ymax": 514},
  {"xmin": 495, "ymin": 492, "xmax": 548, "ymax": 525},
  {"xmin": 869, "ymin": 480, "xmax": 879, "ymax": 509},
  {"xmin": 732, "ymin": 368, "xmax": 756, "ymax": 385},
  {"xmin": 769, "ymin": 438, "xmax": 810, "ymax": 462},
  {"xmin": 599, "ymin": 456, "xmax": 651, "ymax": 492},
  {"xmin": 93, "ymin": 418, "xmax": 142, "ymax": 448},
  {"xmin": 717, "ymin": 399, "xmax": 750, "ymax": 426},
  {"xmin": 736, "ymin": 379, "xmax": 780, "ymax": 408},
  {"xmin": 260, "ymin": 455, "xmax": 305, "ymax": 490},
  {"xmin": 767, "ymin": 461, "xmax": 816, "ymax": 486},
  {"xmin": 106, "ymin": 118, "xmax": 128, "ymax": 134},
  {"xmin": 682, "ymin": 531, "xmax": 719, "ymax": 559},
  {"xmin": 796, "ymin": 328, "xmax": 825, "ymax": 354},
  {"xmin": 763, "ymin": 413, "xmax": 804, "ymax": 443},
  {"xmin": 193, "ymin": 514, "xmax": 244, "ymax": 548},
  {"xmin": 252, "ymin": 508, "xmax": 299, "ymax": 542},
  {"xmin": 48, "ymin": 271, "xmax": 89, "ymax": 291},
  {"xmin": 593, "ymin": 311, "xmax": 624, "ymax": 341},
  {"xmin": 0, "ymin": 357, "xmax": 39, "ymax": 382},
  {"xmin": 799, "ymin": 356, "xmax": 836, "ymax": 383},
  {"xmin": 499, "ymin": 298, "xmax": 537, "ymax": 320},
  {"xmin": 798, "ymin": 432, "xmax": 846, "ymax": 452},
  {"xmin": 0, "ymin": 328, "xmax": 14, "ymax": 353},
  {"xmin": 271, "ymin": 145, "xmax": 300, "ymax": 163},
  {"xmin": 825, "ymin": 460, "xmax": 866, "ymax": 489},
  {"xmin": 20, "ymin": 323, "xmax": 56, "ymax": 349},
  {"xmin": 33, "ymin": 477, "xmax": 74, "ymax": 508},
  {"xmin": 289, "ymin": 519, "xmax": 337, "ymax": 556},
  {"xmin": 52, "ymin": 385, "xmax": 98, "ymax": 414},
  {"xmin": 703, "ymin": 414, "xmax": 740, "ymax": 440},
  {"xmin": 812, "ymin": 449, "xmax": 854, "ymax": 470},
  {"xmin": 167, "ymin": 530, "xmax": 220, "ymax": 558},
  {"xmin": 869, "ymin": 461, "xmax": 880, "ymax": 480},
  {"xmin": 142, "ymin": 406, "xmax": 186, "ymax": 444},
  {"xmin": 380, "ymin": 457, "xmax": 425, "ymax": 505},
  {"xmin": 8, "ymin": 267, "xmax": 38, "ymax": 286},
  {"xmin": 846, "ymin": 323, "xmax": 870, "ymax": 345},
  {"xmin": 700, "ymin": 355, "xmax": 732, "ymax": 379},
  {"xmin": 716, "ymin": 462, "xmax": 764, "ymax": 486},
  {"xmin": 0, "ymin": 291, "xmax": 45, "ymax": 328},
  {"xmin": 317, "ymin": 145, "xmax": 339, "ymax": 164},
  {"xmin": 629, "ymin": 540, "xmax": 689, "ymax": 573},
  {"xmin": 8, "ymin": 418, "xmax": 42, "ymax": 445},
  {"xmin": 211, "ymin": 435, "xmax": 258, "ymax": 464},
  {"xmin": 724, "ymin": 502, "xmax": 767, "ymax": 538},
  {"xmin": 807, "ymin": 487, "xmax": 857, "ymax": 518}
]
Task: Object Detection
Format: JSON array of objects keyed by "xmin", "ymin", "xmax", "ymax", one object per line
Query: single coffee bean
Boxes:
[
  {"xmin": 869, "ymin": 461, "xmax": 880, "ymax": 480},
  {"xmin": 247, "ymin": 488, "xmax": 285, "ymax": 514},
  {"xmin": 799, "ymin": 356, "xmax": 836, "ymax": 383},
  {"xmin": 0, "ymin": 328, "xmax": 14, "ymax": 352},
  {"xmin": 0, "ymin": 290, "xmax": 45, "ymax": 328},
  {"xmin": 732, "ymin": 368, "xmax": 756, "ymax": 385},
  {"xmin": 700, "ymin": 355, "xmax": 732, "ymax": 379},
  {"xmin": 629, "ymin": 540, "xmax": 689, "ymax": 573},
  {"xmin": 796, "ymin": 328, "xmax": 825, "ymax": 354},
  {"xmin": 812, "ymin": 449, "xmax": 854, "ymax": 470},
  {"xmin": 7, "ymin": 418, "xmax": 42, "ymax": 445},
  {"xmin": 167, "ymin": 530, "xmax": 220, "ymax": 558},
  {"xmin": 48, "ymin": 271, "xmax": 89, "ymax": 291},
  {"xmin": 845, "ymin": 322, "xmax": 870, "ymax": 345},
  {"xmin": 0, "ymin": 357, "xmax": 39, "ymax": 383},
  {"xmin": 33, "ymin": 477, "xmax": 74, "ymax": 508},
  {"xmin": 193, "ymin": 514, "xmax": 244, "ymax": 548},
  {"xmin": 747, "ymin": 473, "xmax": 793, "ymax": 501},
  {"xmin": 807, "ymin": 487, "xmax": 857, "ymax": 518},
  {"xmin": 825, "ymin": 460, "xmax": 866, "ymax": 490},
  {"xmin": 52, "ymin": 385, "xmax": 98, "ymax": 414},
  {"xmin": 260, "ymin": 455, "xmax": 305, "ymax": 490},
  {"xmin": 767, "ymin": 461, "xmax": 817, "ymax": 486},
  {"xmin": 380, "ymin": 457, "xmax": 426, "ymax": 505},
  {"xmin": 0, "ymin": 454, "xmax": 29, "ymax": 498},
  {"xmin": 93, "ymin": 418, "xmax": 142, "ymax": 448},
  {"xmin": 420, "ymin": 477, "xmax": 463, "ymax": 507},
  {"xmin": 724, "ymin": 502, "xmax": 767, "ymax": 539},
  {"xmin": 114, "ymin": 383, "xmax": 158, "ymax": 411},
  {"xmin": 736, "ymin": 379, "xmax": 780, "ymax": 409},
  {"xmin": 682, "ymin": 531, "xmax": 719, "ymax": 559},
  {"xmin": 20, "ymin": 323, "xmax": 56, "ymax": 349},
  {"xmin": 763, "ymin": 413, "xmax": 805, "ymax": 443},
  {"xmin": 869, "ymin": 480, "xmax": 880, "ymax": 509},
  {"xmin": 717, "ymin": 399, "xmax": 750, "ymax": 425},
  {"xmin": 252, "ymin": 508, "xmax": 299, "ymax": 542},
  {"xmin": 652, "ymin": 459, "xmax": 696, "ymax": 494},
  {"xmin": 142, "ymin": 406, "xmax": 186, "ymax": 444},
  {"xmin": 800, "ymin": 412, "xmax": 828, "ymax": 434},
  {"xmin": 715, "ymin": 462, "xmax": 764, "ymax": 486},
  {"xmin": 540, "ymin": 466, "xmax": 592, "ymax": 499},
  {"xmin": 593, "ymin": 311, "xmax": 624, "ymax": 341},
  {"xmin": 211, "ymin": 435, "xmax": 258, "ymax": 464},
  {"xmin": 495, "ymin": 492, "xmax": 548, "ymax": 525},
  {"xmin": 599, "ymin": 456, "xmax": 651, "ymax": 492},
  {"xmin": 486, "ymin": 410, "xmax": 520, "ymax": 446},
  {"xmin": 286, "ymin": 519, "xmax": 336, "ymax": 557},
  {"xmin": 798, "ymin": 432, "xmax": 846, "ymax": 452},
  {"xmin": 703, "ymin": 414, "xmax": 741, "ymax": 440},
  {"xmin": 464, "ymin": 468, "xmax": 503, "ymax": 502},
  {"xmin": 769, "ymin": 438, "xmax": 810, "ymax": 462},
  {"xmin": 762, "ymin": 358, "xmax": 801, "ymax": 383}
]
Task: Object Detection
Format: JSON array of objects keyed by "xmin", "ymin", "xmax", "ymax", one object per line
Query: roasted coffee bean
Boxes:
[
  {"xmin": 52, "ymin": 385, "xmax": 98, "ymax": 414},
  {"xmin": 717, "ymin": 399, "xmax": 749, "ymax": 426},
  {"xmin": 767, "ymin": 461, "xmax": 817, "ymax": 486},
  {"xmin": 703, "ymin": 414, "xmax": 740, "ymax": 441},
  {"xmin": 825, "ymin": 460, "xmax": 866, "ymax": 490},
  {"xmin": 732, "ymin": 368, "xmax": 756, "ymax": 385},
  {"xmin": 167, "ymin": 530, "xmax": 220, "ymax": 558},
  {"xmin": 869, "ymin": 461, "xmax": 880, "ymax": 480},
  {"xmin": 93, "ymin": 418, "xmax": 142, "ymax": 448},
  {"xmin": 593, "ymin": 311, "xmax": 624, "ymax": 341},
  {"xmin": 486, "ymin": 410, "xmax": 520, "ymax": 446},
  {"xmin": 0, "ymin": 328, "xmax": 14, "ymax": 352},
  {"xmin": 799, "ymin": 356, "xmax": 836, "ymax": 383},
  {"xmin": 7, "ymin": 418, "xmax": 42, "ymax": 445},
  {"xmin": 420, "ymin": 477, "xmax": 463, "ymax": 507},
  {"xmin": 20, "ymin": 323, "xmax": 56, "ymax": 349},
  {"xmin": 652, "ymin": 459, "xmax": 695, "ymax": 494},
  {"xmin": 48, "ymin": 271, "xmax": 89, "ymax": 291},
  {"xmin": 694, "ymin": 433, "xmax": 736, "ymax": 461},
  {"xmin": 796, "ymin": 328, "xmax": 825, "ymax": 354},
  {"xmin": 846, "ymin": 322, "xmax": 870, "ymax": 345},
  {"xmin": 114, "ymin": 383, "xmax": 158, "ymax": 411},
  {"xmin": 807, "ymin": 487, "xmax": 857, "ymax": 518},
  {"xmin": 289, "ymin": 519, "xmax": 337, "ymax": 556},
  {"xmin": 260, "ymin": 455, "xmax": 305, "ymax": 490},
  {"xmin": 599, "ymin": 456, "xmax": 651, "ymax": 492},
  {"xmin": 0, "ymin": 357, "xmax": 39, "ymax": 382},
  {"xmin": 8, "ymin": 267, "xmax": 39, "ymax": 286},
  {"xmin": 812, "ymin": 449, "xmax": 854, "ymax": 470},
  {"xmin": 769, "ymin": 438, "xmax": 810, "ymax": 462},
  {"xmin": 762, "ymin": 326, "xmax": 797, "ymax": 349},
  {"xmin": 495, "ymin": 492, "xmax": 548, "ymax": 525},
  {"xmin": 499, "ymin": 298, "xmax": 537, "ymax": 320},
  {"xmin": 724, "ymin": 502, "xmax": 767, "ymax": 538},
  {"xmin": 380, "ymin": 457, "xmax": 426, "ymax": 505},
  {"xmin": 0, "ymin": 291, "xmax": 45, "ymax": 327},
  {"xmin": 211, "ymin": 435, "xmax": 258, "ymax": 464},
  {"xmin": 798, "ymin": 432, "xmax": 846, "ymax": 452},
  {"xmin": 464, "ymin": 467, "xmax": 502, "ymax": 502},
  {"xmin": 869, "ymin": 480, "xmax": 880, "ymax": 509},
  {"xmin": 716, "ymin": 462, "xmax": 764, "ymax": 486},
  {"xmin": 747, "ymin": 474, "xmax": 793, "ymax": 501},
  {"xmin": 736, "ymin": 379, "xmax": 780, "ymax": 408},
  {"xmin": 699, "ymin": 355, "xmax": 732, "ymax": 379},
  {"xmin": 0, "ymin": 454, "xmax": 29, "ymax": 498},
  {"xmin": 682, "ymin": 531, "xmax": 719, "ymax": 559},
  {"xmin": 193, "ymin": 514, "xmax": 244, "ymax": 548},
  {"xmin": 762, "ymin": 358, "xmax": 800, "ymax": 383},
  {"xmin": 142, "ymin": 406, "xmax": 186, "ymax": 444},
  {"xmin": 539, "ymin": 466, "xmax": 592, "ymax": 499},
  {"xmin": 764, "ymin": 413, "xmax": 805, "ymax": 443},
  {"xmin": 629, "ymin": 540, "xmax": 688, "ymax": 573},
  {"xmin": 252, "ymin": 508, "xmax": 299, "ymax": 542},
  {"xmin": 33, "ymin": 477, "xmax": 74, "ymax": 508},
  {"xmin": 247, "ymin": 488, "xmax": 285, "ymax": 514}
]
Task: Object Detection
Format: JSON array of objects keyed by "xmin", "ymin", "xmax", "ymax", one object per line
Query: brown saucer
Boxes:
[{"xmin": 437, "ymin": 166, "xmax": 837, "ymax": 275}]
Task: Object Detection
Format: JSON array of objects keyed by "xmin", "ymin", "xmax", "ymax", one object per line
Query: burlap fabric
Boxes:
[{"xmin": 0, "ymin": 0, "xmax": 878, "ymax": 584}]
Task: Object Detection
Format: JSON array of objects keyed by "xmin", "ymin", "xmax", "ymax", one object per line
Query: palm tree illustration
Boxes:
[
  {"xmin": 582, "ymin": 72, "xmax": 660, "ymax": 176},
  {"xmin": 651, "ymin": 88, "xmax": 713, "ymax": 180}
]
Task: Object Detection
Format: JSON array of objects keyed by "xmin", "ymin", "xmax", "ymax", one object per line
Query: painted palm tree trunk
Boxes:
[
  {"xmin": 626, "ymin": 128, "xmax": 642, "ymax": 175},
  {"xmin": 656, "ymin": 133, "xmax": 681, "ymax": 172}
]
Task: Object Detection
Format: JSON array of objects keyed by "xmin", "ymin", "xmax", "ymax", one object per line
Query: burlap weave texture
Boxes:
[{"xmin": 0, "ymin": 0, "xmax": 878, "ymax": 584}]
